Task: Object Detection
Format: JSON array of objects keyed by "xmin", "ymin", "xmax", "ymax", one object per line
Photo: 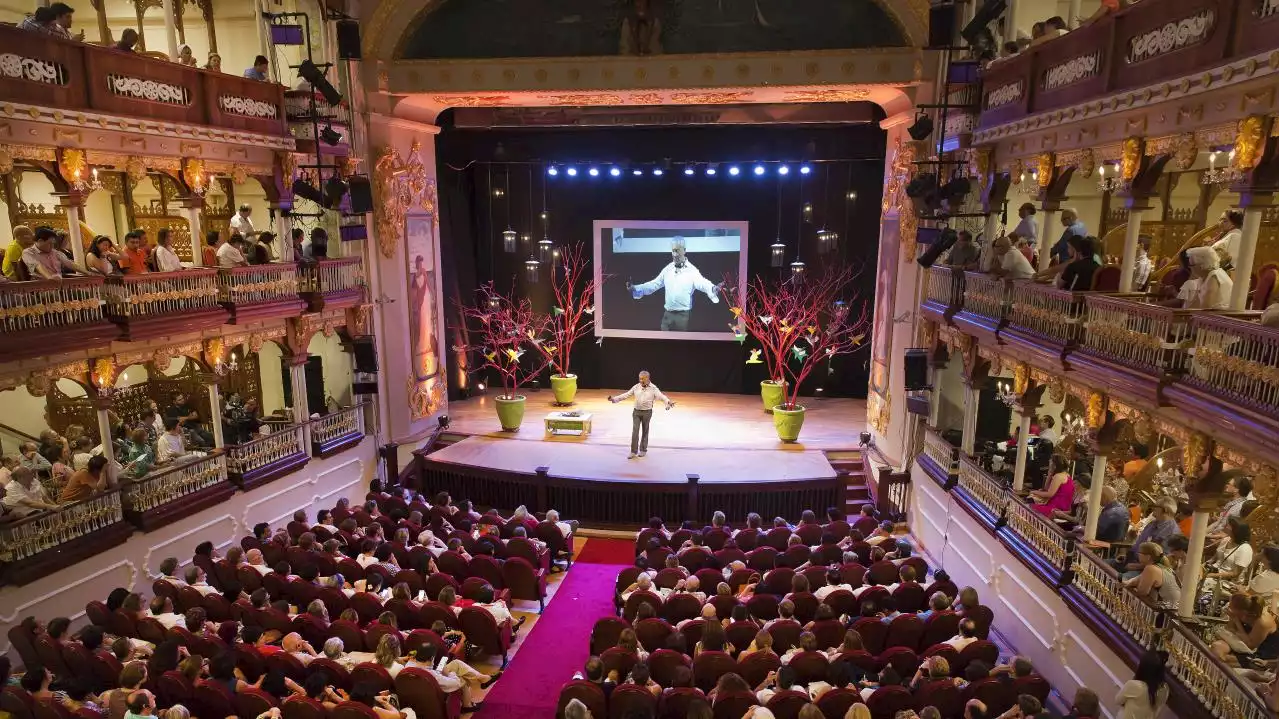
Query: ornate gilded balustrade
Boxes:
[
  {"xmin": 924, "ymin": 266, "xmax": 963, "ymax": 312},
  {"xmin": 1081, "ymin": 296, "xmax": 1195, "ymax": 376},
  {"xmin": 218, "ymin": 264, "xmax": 300, "ymax": 304},
  {"xmin": 922, "ymin": 427, "xmax": 958, "ymax": 481},
  {"xmin": 1072, "ymin": 546, "xmax": 1168, "ymax": 650},
  {"xmin": 1005, "ymin": 494, "xmax": 1075, "ymax": 579},
  {"xmin": 1005, "ymin": 282, "xmax": 1086, "ymax": 346},
  {"xmin": 1165, "ymin": 620, "xmax": 1271, "ymax": 719},
  {"xmin": 298, "ymin": 258, "xmax": 365, "ymax": 311},
  {"xmin": 961, "ymin": 272, "xmax": 1010, "ymax": 324},
  {"xmin": 1183, "ymin": 314, "xmax": 1278, "ymax": 415},
  {"xmin": 0, "ymin": 490, "xmax": 124, "ymax": 564},
  {"xmin": 308, "ymin": 404, "xmax": 366, "ymax": 455},
  {"xmin": 0, "ymin": 277, "xmax": 117, "ymax": 363},
  {"xmin": 104, "ymin": 269, "xmax": 221, "ymax": 318},
  {"xmin": 123, "ymin": 453, "xmax": 228, "ymax": 514},
  {"xmin": 226, "ymin": 423, "xmax": 309, "ymax": 490},
  {"xmin": 956, "ymin": 455, "xmax": 1008, "ymax": 522}
]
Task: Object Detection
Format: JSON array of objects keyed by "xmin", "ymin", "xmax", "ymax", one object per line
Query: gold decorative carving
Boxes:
[
  {"xmin": 1012, "ymin": 362, "xmax": 1029, "ymax": 395},
  {"xmin": 1181, "ymin": 431, "xmax": 1210, "ymax": 476},
  {"xmin": 1243, "ymin": 465, "xmax": 1277, "ymax": 548},
  {"xmin": 347, "ymin": 303, "xmax": 374, "ymax": 337},
  {"xmin": 967, "ymin": 147, "xmax": 991, "ymax": 181},
  {"xmin": 125, "ymin": 156, "xmax": 147, "ymax": 184},
  {"xmin": 631, "ymin": 93, "xmax": 662, "ymax": 104},
  {"xmin": 58, "ymin": 148, "xmax": 88, "ymax": 185},
  {"xmin": 431, "ymin": 95, "xmax": 513, "ymax": 107},
  {"xmin": 782, "ymin": 89, "xmax": 869, "ymax": 103},
  {"xmin": 882, "ymin": 136, "xmax": 922, "ymax": 261},
  {"xmin": 1231, "ymin": 115, "xmax": 1267, "ymax": 171},
  {"xmin": 182, "ymin": 157, "xmax": 206, "ymax": 194},
  {"xmin": 91, "ymin": 357, "xmax": 116, "ymax": 392},
  {"xmin": 867, "ymin": 390, "xmax": 890, "ymax": 435},
  {"xmin": 1047, "ymin": 377, "xmax": 1066, "ymax": 404},
  {"xmin": 204, "ymin": 337, "xmax": 227, "ymax": 369},
  {"xmin": 373, "ymin": 139, "xmax": 435, "ymax": 260},
  {"xmin": 541, "ymin": 94, "xmax": 624, "ymax": 106},
  {"xmin": 407, "ymin": 376, "xmax": 446, "ymax": 421},
  {"xmin": 1057, "ymin": 148, "xmax": 1095, "ymax": 176},
  {"xmin": 26, "ymin": 360, "xmax": 90, "ymax": 397},
  {"xmin": 669, "ymin": 91, "xmax": 752, "ymax": 104},
  {"xmin": 0, "ymin": 145, "xmax": 12, "ymax": 175},
  {"xmin": 1036, "ymin": 152, "xmax": 1053, "ymax": 188},
  {"xmin": 1120, "ymin": 137, "xmax": 1143, "ymax": 180},
  {"xmin": 1010, "ymin": 157, "xmax": 1024, "ymax": 183},
  {"xmin": 229, "ymin": 163, "xmax": 249, "ymax": 185}
]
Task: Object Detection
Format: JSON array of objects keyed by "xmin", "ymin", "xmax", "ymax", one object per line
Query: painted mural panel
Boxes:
[{"xmin": 405, "ymin": 213, "xmax": 446, "ymax": 419}]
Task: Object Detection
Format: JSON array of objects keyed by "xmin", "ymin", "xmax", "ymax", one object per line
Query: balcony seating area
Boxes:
[
  {"xmin": 0, "ymin": 405, "xmax": 369, "ymax": 586},
  {"xmin": 2, "ymin": 484, "xmax": 575, "ymax": 719},
  {"xmin": 917, "ymin": 428, "xmax": 1273, "ymax": 719},
  {"xmin": 560, "ymin": 511, "xmax": 1059, "ymax": 719}
]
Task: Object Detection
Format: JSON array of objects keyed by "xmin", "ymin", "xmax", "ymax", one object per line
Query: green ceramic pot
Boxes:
[
  {"xmin": 550, "ymin": 374, "xmax": 578, "ymax": 405},
  {"xmin": 772, "ymin": 405, "xmax": 806, "ymax": 442},
  {"xmin": 760, "ymin": 380, "xmax": 787, "ymax": 413},
  {"xmin": 493, "ymin": 395, "xmax": 527, "ymax": 431}
]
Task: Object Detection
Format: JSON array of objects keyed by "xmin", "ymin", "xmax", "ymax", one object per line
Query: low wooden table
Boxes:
[{"xmin": 545, "ymin": 411, "xmax": 592, "ymax": 437}]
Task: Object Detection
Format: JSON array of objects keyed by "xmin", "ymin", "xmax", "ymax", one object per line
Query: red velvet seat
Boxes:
[
  {"xmin": 962, "ymin": 605, "xmax": 994, "ymax": 639},
  {"xmin": 963, "ymin": 677, "xmax": 1016, "ymax": 716},
  {"xmin": 736, "ymin": 650, "xmax": 780, "ymax": 687},
  {"xmin": 467, "ymin": 555, "xmax": 505, "ymax": 589},
  {"xmin": 534, "ymin": 520, "xmax": 573, "ymax": 569},
  {"xmin": 647, "ymin": 648, "xmax": 692, "ymax": 688},
  {"xmin": 459, "ymin": 606, "xmax": 512, "ymax": 667},
  {"xmin": 839, "ymin": 563, "xmax": 866, "ymax": 589},
  {"xmin": 363, "ymin": 624, "xmax": 403, "ymax": 654},
  {"xmin": 765, "ymin": 689, "xmax": 812, "ymax": 719},
  {"xmin": 350, "ymin": 592, "xmax": 385, "ymax": 625},
  {"xmin": 708, "ymin": 595, "xmax": 741, "ymax": 621},
  {"xmin": 866, "ymin": 685, "xmax": 914, "ymax": 719},
  {"xmin": 878, "ymin": 646, "xmax": 920, "ymax": 677},
  {"xmin": 921, "ymin": 611, "xmax": 961, "ymax": 649},
  {"xmin": 266, "ymin": 651, "xmax": 308, "ymax": 682},
  {"xmin": 852, "ymin": 617, "xmax": 888, "ymax": 655},
  {"xmin": 816, "ymin": 687, "xmax": 861, "ymax": 719},
  {"xmin": 884, "ymin": 614, "xmax": 925, "ymax": 650},
  {"xmin": 420, "ymin": 601, "xmax": 461, "ymax": 631},
  {"xmin": 591, "ymin": 616, "xmax": 632, "ymax": 656},
  {"xmin": 724, "ymin": 621, "xmax": 760, "ymax": 654},
  {"xmin": 502, "ymin": 556, "xmax": 548, "ymax": 613},
  {"xmin": 734, "ymin": 528, "xmax": 761, "ymax": 552},
  {"xmin": 609, "ymin": 684, "xmax": 658, "ymax": 719},
  {"xmin": 917, "ymin": 679, "xmax": 964, "ymax": 719},
  {"xmin": 956, "ymin": 639, "xmax": 999, "ymax": 671},
  {"xmin": 327, "ymin": 619, "xmax": 366, "ymax": 652},
  {"xmin": 834, "ymin": 649, "xmax": 879, "ymax": 678},
  {"xmin": 157, "ymin": 670, "xmax": 194, "ymax": 709},
  {"xmin": 662, "ymin": 593, "xmax": 703, "ymax": 624},
  {"xmin": 35, "ymin": 636, "xmax": 71, "ymax": 679},
  {"xmin": 0, "ymin": 686, "xmax": 34, "ymax": 719},
  {"xmin": 85, "ymin": 600, "xmax": 112, "ymax": 628},
  {"xmin": 425, "ymin": 573, "xmax": 461, "ymax": 602},
  {"xmin": 634, "ymin": 617, "xmax": 675, "ymax": 654},
  {"xmin": 332, "ymin": 701, "xmax": 381, "ymax": 719},
  {"xmin": 556, "ymin": 680, "xmax": 607, "ymax": 719},
  {"xmin": 238, "ymin": 565, "xmax": 264, "ymax": 592},
  {"xmin": 745, "ymin": 594, "xmax": 779, "ymax": 621},
  {"xmin": 653, "ymin": 568, "xmax": 686, "ymax": 590},
  {"xmin": 823, "ymin": 589, "xmax": 858, "ymax": 619},
  {"xmin": 765, "ymin": 619, "xmax": 803, "ymax": 654},
  {"xmin": 396, "ymin": 667, "xmax": 462, "ymax": 719},
  {"xmin": 746, "ymin": 547, "xmax": 778, "ymax": 572},
  {"xmin": 202, "ymin": 593, "xmax": 233, "ymax": 622},
  {"xmin": 307, "ymin": 657, "xmax": 353, "ymax": 692},
  {"xmin": 89, "ymin": 652, "xmax": 123, "ymax": 693},
  {"xmin": 761, "ymin": 567, "xmax": 795, "ymax": 596},
  {"xmin": 623, "ymin": 590, "xmax": 664, "ymax": 622},
  {"xmin": 892, "ymin": 583, "xmax": 927, "ymax": 614},
  {"xmin": 788, "ymin": 591, "xmax": 820, "ymax": 624},
  {"xmin": 351, "ymin": 662, "xmax": 395, "ymax": 694},
  {"xmin": 692, "ymin": 650, "xmax": 737, "ymax": 692},
  {"xmin": 778, "ymin": 545, "xmax": 812, "ymax": 569},
  {"xmin": 600, "ymin": 647, "xmax": 640, "ymax": 682},
  {"xmin": 658, "ymin": 687, "xmax": 707, "ymax": 719},
  {"xmin": 317, "ymin": 587, "xmax": 351, "ymax": 619},
  {"xmin": 505, "ymin": 537, "xmax": 550, "ymax": 572},
  {"xmin": 1013, "ymin": 674, "xmax": 1051, "ymax": 704},
  {"xmin": 678, "ymin": 547, "xmax": 714, "ymax": 572},
  {"xmin": 787, "ymin": 650, "xmax": 830, "ymax": 684},
  {"xmin": 810, "ymin": 619, "xmax": 846, "ymax": 653},
  {"xmin": 236, "ymin": 687, "xmax": 278, "ymax": 718},
  {"xmin": 386, "ymin": 598, "xmax": 421, "ymax": 630},
  {"xmin": 193, "ymin": 680, "xmax": 236, "ymax": 719},
  {"xmin": 282, "ymin": 695, "xmax": 330, "ymax": 719},
  {"xmin": 711, "ymin": 690, "xmax": 759, "ymax": 719}
]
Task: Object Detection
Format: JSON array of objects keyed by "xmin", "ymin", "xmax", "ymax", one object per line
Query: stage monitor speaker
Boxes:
[
  {"xmin": 336, "ymin": 20, "xmax": 362, "ymax": 59},
  {"xmin": 928, "ymin": 4, "xmax": 957, "ymax": 48},
  {"xmin": 354, "ymin": 338, "xmax": 378, "ymax": 373},
  {"xmin": 348, "ymin": 176, "xmax": 373, "ymax": 214},
  {"xmin": 353, "ymin": 381, "xmax": 378, "ymax": 395},
  {"xmin": 904, "ymin": 348, "xmax": 930, "ymax": 390}
]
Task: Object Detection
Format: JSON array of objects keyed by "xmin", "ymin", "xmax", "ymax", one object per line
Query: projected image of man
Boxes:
[{"xmin": 625, "ymin": 236, "xmax": 722, "ymax": 331}]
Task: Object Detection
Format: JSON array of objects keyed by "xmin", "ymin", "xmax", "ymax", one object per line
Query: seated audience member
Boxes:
[
  {"xmin": 217, "ymin": 234, "xmax": 249, "ymax": 268},
  {"xmin": 858, "ymin": 666, "xmax": 902, "ymax": 700},
  {"xmin": 1065, "ymin": 687, "xmax": 1102, "ymax": 719},
  {"xmin": 404, "ymin": 641, "xmax": 497, "ymax": 711},
  {"xmin": 156, "ymin": 418, "xmax": 191, "ymax": 465},
  {"xmin": 3, "ymin": 466, "xmax": 59, "ymax": 517},
  {"xmin": 919, "ymin": 592, "xmax": 951, "ymax": 621},
  {"xmin": 623, "ymin": 661, "xmax": 662, "ymax": 698},
  {"xmin": 148, "ymin": 597, "xmax": 186, "ymax": 630},
  {"xmin": 24, "ymin": 227, "xmax": 81, "ymax": 279},
  {"xmin": 244, "ymin": 55, "xmax": 270, "ymax": 81},
  {"xmin": 153, "ymin": 229, "xmax": 183, "ymax": 272},
  {"xmin": 119, "ymin": 429, "xmax": 155, "ymax": 479},
  {"xmin": 546, "ymin": 509, "xmax": 577, "ymax": 539},
  {"xmin": 99, "ymin": 661, "xmax": 148, "ymax": 719},
  {"xmin": 1204, "ymin": 518, "xmax": 1255, "ymax": 594},
  {"xmin": 473, "ymin": 584, "xmax": 520, "ymax": 627},
  {"xmin": 59, "ymin": 454, "xmax": 110, "ymax": 502},
  {"xmin": 116, "ymin": 231, "xmax": 149, "ymax": 275},
  {"xmin": 573, "ymin": 656, "xmax": 616, "ymax": 699},
  {"xmin": 1210, "ymin": 593, "xmax": 1278, "ymax": 665},
  {"xmin": 738, "ymin": 630, "xmax": 776, "ymax": 660},
  {"xmin": 1123, "ymin": 542, "xmax": 1181, "ymax": 607},
  {"xmin": 621, "ymin": 573, "xmax": 668, "ymax": 601},
  {"xmin": 208, "ymin": 651, "xmax": 258, "ymax": 694},
  {"xmin": 945, "ymin": 619, "xmax": 980, "ymax": 651},
  {"xmin": 763, "ymin": 600, "xmax": 797, "ymax": 631},
  {"xmin": 826, "ymin": 629, "xmax": 864, "ymax": 661},
  {"xmin": 756, "ymin": 664, "xmax": 805, "ymax": 704},
  {"xmin": 911, "ymin": 656, "xmax": 964, "ymax": 692},
  {"xmin": 1080, "ymin": 485, "xmax": 1129, "ymax": 544},
  {"xmin": 954, "ymin": 586, "xmax": 981, "ymax": 613},
  {"xmin": 183, "ymin": 566, "xmax": 217, "ymax": 596},
  {"xmin": 865, "ymin": 521, "xmax": 895, "ymax": 546}
]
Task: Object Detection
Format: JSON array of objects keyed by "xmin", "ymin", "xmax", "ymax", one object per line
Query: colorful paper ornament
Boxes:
[
  {"xmin": 791, "ymin": 346, "xmax": 808, "ymax": 361},
  {"xmin": 746, "ymin": 349, "xmax": 763, "ymax": 364}
]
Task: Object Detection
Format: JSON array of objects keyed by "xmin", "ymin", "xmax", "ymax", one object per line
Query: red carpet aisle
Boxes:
[{"xmin": 474, "ymin": 538, "xmax": 634, "ymax": 718}]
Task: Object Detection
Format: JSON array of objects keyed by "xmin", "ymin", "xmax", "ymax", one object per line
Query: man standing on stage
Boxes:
[
  {"xmin": 626, "ymin": 236, "xmax": 722, "ymax": 331},
  {"xmin": 609, "ymin": 371, "xmax": 675, "ymax": 459}
]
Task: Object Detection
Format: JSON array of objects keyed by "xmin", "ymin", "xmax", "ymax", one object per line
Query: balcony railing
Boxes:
[
  {"xmin": 226, "ymin": 423, "xmax": 308, "ymax": 488},
  {"xmin": 0, "ymin": 489, "xmax": 124, "ymax": 564},
  {"xmin": 1072, "ymin": 546, "xmax": 1168, "ymax": 650},
  {"xmin": 1005, "ymin": 495, "xmax": 1075, "ymax": 580},
  {"xmin": 1081, "ymin": 296, "xmax": 1195, "ymax": 375},
  {"xmin": 924, "ymin": 266, "xmax": 963, "ymax": 312},
  {"xmin": 961, "ymin": 272, "xmax": 1011, "ymax": 325},
  {"xmin": 0, "ymin": 276, "xmax": 105, "ymax": 332},
  {"xmin": 1006, "ymin": 282, "xmax": 1086, "ymax": 346},
  {"xmin": 104, "ymin": 269, "xmax": 221, "ymax": 318},
  {"xmin": 0, "ymin": 24, "xmax": 286, "ymax": 136},
  {"xmin": 957, "ymin": 455, "xmax": 1008, "ymax": 522},
  {"xmin": 122, "ymin": 453, "xmax": 228, "ymax": 514},
  {"xmin": 922, "ymin": 427, "xmax": 958, "ymax": 481},
  {"xmin": 1183, "ymin": 314, "xmax": 1279, "ymax": 415},
  {"xmin": 299, "ymin": 257, "xmax": 364, "ymax": 294},
  {"xmin": 1165, "ymin": 621, "xmax": 1271, "ymax": 719},
  {"xmin": 218, "ymin": 264, "xmax": 300, "ymax": 304},
  {"xmin": 309, "ymin": 404, "xmax": 366, "ymax": 447},
  {"xmin": 975, "ymin": 0, "xmax": 1270, "ymax": 132}
]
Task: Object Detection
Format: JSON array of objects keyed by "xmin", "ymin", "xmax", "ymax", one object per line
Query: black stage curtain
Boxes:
[{"xmin": 438, "ymin": 120, "xmax": 888, "ymax": 399}]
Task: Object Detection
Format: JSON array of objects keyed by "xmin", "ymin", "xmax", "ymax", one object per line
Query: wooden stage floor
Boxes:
[{"xmin": 431, "ymin": 391, "xmax": 867, "ymax": 484}]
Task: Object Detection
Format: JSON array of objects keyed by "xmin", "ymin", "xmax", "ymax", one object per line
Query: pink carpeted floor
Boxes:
[{"xmin": 474, "ymin": 539, "xmax": 633, "ymax": 718}]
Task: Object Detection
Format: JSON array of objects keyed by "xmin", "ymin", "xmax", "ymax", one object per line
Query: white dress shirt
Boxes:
[
  {"xmin": 2, "ymin": 479, "xmax": 50, "ymax": 515},
  {"xmin": 216, "ymin": 242, "xmax": 247, "ymax": 267},
  {"xmin": 1212, "ymin": 229, "xmax": 1240, "ymax": 266},
  {"xmin": 229, "ymin": 212, "xmax": 256, "ymax": 238},
  {"xmin": 631, "ymin": 262, "xmax": 720, "ymax": 311},
  {"xmin": 155, "ymin": 245, "xmax": 183, "ymax": 272},
  {"xmin": 154, "ymin": 612, "xmax": 187, "ymax": 630},
  {"xmin": 996, "ymin": 248, "xmax": 1035, "ymax": 280},
  {"xmin": 615, "ymin": 383, "xmax": 671, "ymax": 411},
  {"xmin": 814, "ymin": 583, "xmax": 853, "ymax": 601},
  {"xmin": 156, "ymin": 432, "xmax": 187, "ymax": 464}
]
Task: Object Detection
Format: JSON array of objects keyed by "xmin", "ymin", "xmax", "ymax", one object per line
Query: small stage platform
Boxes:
[{"xmin": 415, "ymin": 392, "xmax": 868, "ymax": 527}]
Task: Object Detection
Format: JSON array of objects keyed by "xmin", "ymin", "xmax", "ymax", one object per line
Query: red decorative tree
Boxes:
[
  {"xmin": 547, "ymin": 242, "xmax": 602, "ymax": 380},
  {"xmin": 455, "ymin": 283, "xmax": 554, "ymax": 400},
  {"xmin": 722, "ymin": 264, "xmax": 871, "ymax": 411}
]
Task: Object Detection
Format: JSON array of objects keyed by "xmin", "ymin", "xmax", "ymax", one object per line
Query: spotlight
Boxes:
[
  {"xmin": 908, "ymin": 113, "xmax": 934, "ymax": 141},
  {"xmin": 588, "ymin": 167, "xmax": 600, "ymax": 177},
  {"xmin": 323, "ymin": 175, "xmax": 349, "ymax": 209},
  {"xmin": 319, "ymin": 125, "xmax": 343, "ymax": 146},
  {"xmin": 728, "ymin": 166, "xmax": 740, "ymax": 176},
  {"xmin": 566, "ymin": 167, "xmax": 578, "ymax": 177},
  {"xmin": 778, "ymin": 166, "xmax": 790, "ymax": 175},
  {"xmin": 653, "ymin": 168, "xmax": 663, "ymax": 176},
  {"xmin": 683, "ymin": 166, "xmax": 695, "ymax": 176},
  {"xmin": 547, "ymin": 166, "xmax": 559, "ymax": 176},
  {"xmin": 753, "ymin": 165, "xmax": 766, "ymax": 176},
  {"xmin": 705, "ymin": 166, "xmax": 717, "ymax": 176},
  {"xmin": 632, "ymin": 169, "xmax": 643, "ymax": 176},
  {"xmin": 800, "ymin": 165, "xmax": 812, "ymax": 175},
  {"xmin": 609, "ymin": 167, "xmax": 621, "ymax": 177},
  {"xmin": 297, "ymin": 59, "xmax": 342, "ymax": 105},
  {"xmin": 292, "ymin": 177, "xmax": 324, "ymax": 205}
]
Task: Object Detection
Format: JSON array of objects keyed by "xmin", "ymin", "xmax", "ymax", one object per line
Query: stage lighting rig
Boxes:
[
  {"xmin": 907, "ymin": 113, "xmax": 934, "ymax": 141},
  {"xmin": 547, "ymin": 166, "xmax": 559, "ymax": 176},
  {"xmin": 298, "ymin": 59, "xmax": 343, "ymax": 105},
  {"xmin": 728, "ymin": 166, "xmax": 740, "ymax": 176},
  {"xmin": 319, "ymin": 125, "xmax": 343, "ymax": 146},
  {"xmin": 323, "ymin": 175, "xmax": 349, "ymax": 209},
  {"xmin": 683, "ymin": 166, "xmax": 695, "ymax": 176},
  {"xmin": 778, "ymin": 165, "xmax": 790, "ymax": 175}
]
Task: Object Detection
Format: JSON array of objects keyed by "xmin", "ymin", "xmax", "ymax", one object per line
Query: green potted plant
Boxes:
[
  {"xmin": 457, "ymin": 284, "xmax": 554, "ymax": 431},
  {"xmin": 727, "ymin": 265, "xmax": 869, "ymax": 441},
  {"xmin": 547, "ymin": 243, "xmax": 602, "ymax": 405}
]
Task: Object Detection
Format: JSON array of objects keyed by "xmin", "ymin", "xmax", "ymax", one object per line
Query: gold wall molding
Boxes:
[{"xmin": 372, "ymin": 139, "xmax": 436, "ymax": 260}]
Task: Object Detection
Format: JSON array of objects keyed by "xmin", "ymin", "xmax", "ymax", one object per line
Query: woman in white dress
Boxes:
[{"xmin": 1180, "ymin": 247, "xmax": 1233, "ymax": 309}]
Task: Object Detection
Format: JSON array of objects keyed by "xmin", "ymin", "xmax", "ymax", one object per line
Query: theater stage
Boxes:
[{"xmin": 432, "ymin": 391, "xmax": 867, "ymax": 484}]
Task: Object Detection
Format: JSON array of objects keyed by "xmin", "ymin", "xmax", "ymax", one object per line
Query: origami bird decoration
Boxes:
[
  {"xmin": 505, "ymin": 348, "xmax": 524, "ymax": 362},
  {"xmin": 733, "ymin": 332, "xmax": 747, "ymax": 345},
  {"xmin": 584, "ymin": 306, "xmax": 595, "ymax": 315},
  {"xmin": 596, "ymin": 337, "xmax": 604, "ymax": 346},
  {"xmin": 730, "ymin": 306, "xmax": 743, "ymax": 317},
  {"xmin": 851, "ymin": 334, "xmax": 865, "ymax": 345},
  {"xmin": 778, "ymin": 322, "xmax": 794, "ymax": 335},
  {"xmin": 543, "ymin": 345, "xmax": 557, "ymax": 354},
  {"xmin": 759, "ymin": 315, "xmax": 774, "ymax": 325},
  {"xmin": 746, "ymin": 349, "xmax": 763, "ymax": 364},
  {"xmin": 484, "ymin": 351, "xmax": 497, "ymax": 362},
  {"xmin": 792, "ymin": 346, "xmax": 808, "ymax": 361},
  {"xmin": 553, "ymin": 306, "xmax": 565, "ymax": 316}
]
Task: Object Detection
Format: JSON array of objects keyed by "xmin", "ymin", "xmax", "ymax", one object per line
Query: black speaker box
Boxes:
[
  {"xmin": 348, "ymin": 176, "xmax": 373, "ymax": 214},
  {"xmin": 353, "ymin": 381, "xmax": 379, "ymax": 395},
  {"xmin": 904, "ymin": 348, "xmax": 930, "ymax": 391},
  {"xmin": 928, "ymin": 4, "xmax": 957, "ymax": 48},
  {"xmin": 354, "ymin": 338, "xmax": 378, "ymax": 373},
  {"xmin": 336, "ymin": 20, "xmax": 362, "ymax": 59}
]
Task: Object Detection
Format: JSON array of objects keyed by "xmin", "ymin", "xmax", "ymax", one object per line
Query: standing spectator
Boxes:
[
  {"xmin": 292, "ymin": 228, "xmax": 307, "ymax": 261},
  {"xmin": 1049, "ymin": 208, "xmax": 1087, "ymax": 266},
  {"xmin": 947, "ymin": 231, "xmax": 981, "ymax": 270},
  {"xmin": 205, "ymin": 52, "xmax": 222, "ymax": 71},
  {"xmin": 1115, "ymin": 652, "xmax": 1168, "ymax": 719},
  {"xmin": 229, "ymin": 204, "xmax": 255, "ymax": 239},
  {"xmin": 177, "ymin": 44, "xmax": 197, "ymax": 66},
  {"xmin": 309, "ymin": 228, "xmax": 329, "ymax": 259},
  {"xmin": 18, "ymin": 6, "xmax": 55, "ymax": 34},
  {"xmin": 1133, "ymin": 235, "xmax": 1153, "ymax": 290},
  {"xmin": 114, "ymin": 28, "xmax": 139, "ymax": 52},
  {"xmin": 153, "ymin": 229, "xmax": 183, "ymax": 272},
  {"xmin": 244, "ymin": 56, "xmax": 270, "ymax": 81},
  {"xmin": 47, "ymin": 3, "xmax": 83, "ymax": 40},
  {"xmin": 1211, "ymin": 210, "xmax": 1243, "ymax": 271}
]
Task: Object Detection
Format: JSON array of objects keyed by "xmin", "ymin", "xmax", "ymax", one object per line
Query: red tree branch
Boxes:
[{"xmin": 454, "ymin": 283, "xmax": 555, "ymax": 399}]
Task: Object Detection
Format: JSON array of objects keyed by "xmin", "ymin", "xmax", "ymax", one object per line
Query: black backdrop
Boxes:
[{"xmin": 437, "ymin": 116, "xmax": 888, "ymax": 398}]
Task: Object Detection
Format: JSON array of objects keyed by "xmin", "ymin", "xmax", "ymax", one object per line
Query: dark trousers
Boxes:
[
  {"xmin": 660, "ymin": 310, "xmax": 690, "ymax": 331},
  {"xmin": 631, "ymin": 409, "xmax": 652, "ymax": 454}
]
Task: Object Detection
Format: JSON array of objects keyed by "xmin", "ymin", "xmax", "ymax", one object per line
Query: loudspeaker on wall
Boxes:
[
  {"xmin": 336, "ymin": 20, "xmax": 362, "ymax": 59},
  {"xmin": 904, "ymin": 348, "xmax": 929, "ymax": 391},
  {"xmin": 348, "ymin": 176, "xmax": 373, "ymax": 214}
]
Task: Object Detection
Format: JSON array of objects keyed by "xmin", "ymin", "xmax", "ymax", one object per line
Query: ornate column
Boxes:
[
  {"xmin": 176, "ymin": 197, "xmax": 205, "ymax": 267},
  {"xmin": 1011, "ymin": 412, "xmax": 1033, "ymax": 491},
  {"xmin": 161, "ymin": 0, "xmax": 180, "ymax": 60},
  {"xmin": 960, "ymin": 382, "xmax": 979, "ymax": 456},
  {"xmin": 1230, "ymin": 205, "xmax": 1266, "ymax": 309},
  {"xmin": 1179, "ymin": 507, "xmax": 1212, "ymax": 617},
  {"xmin": 94, "ymin": 399, "xmax": 116, "ymax": 463},
  {"xmin": 1082, "ymin": 451, "xmax": 1109, "ymax": 541},
  {"xmin": 52, "ymin": 192, "xmax": 87, "ymax": 269},
  {"xmin": 1118, "ymin": 206, "xmax": 1147, "ymax": 292},
  {"xmin": 272, "ymin": 207, "xmax": 294, "ymax": 262},
  {"xmin": 1067, "ymin": 0, "xmax": 1082, "ymax": 27},
  {"xmin": 1037, "ymin": 207, "xmax": 1059, "ymax": 271},
  {"xmin": 206, "ymin": 380, "xmax": 225, "ymax": 449}
]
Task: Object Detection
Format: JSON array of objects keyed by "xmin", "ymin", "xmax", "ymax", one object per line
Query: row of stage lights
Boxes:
[{"xmin": 547, "ymin": 163, "xmax": 814, "ymax": 178}]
